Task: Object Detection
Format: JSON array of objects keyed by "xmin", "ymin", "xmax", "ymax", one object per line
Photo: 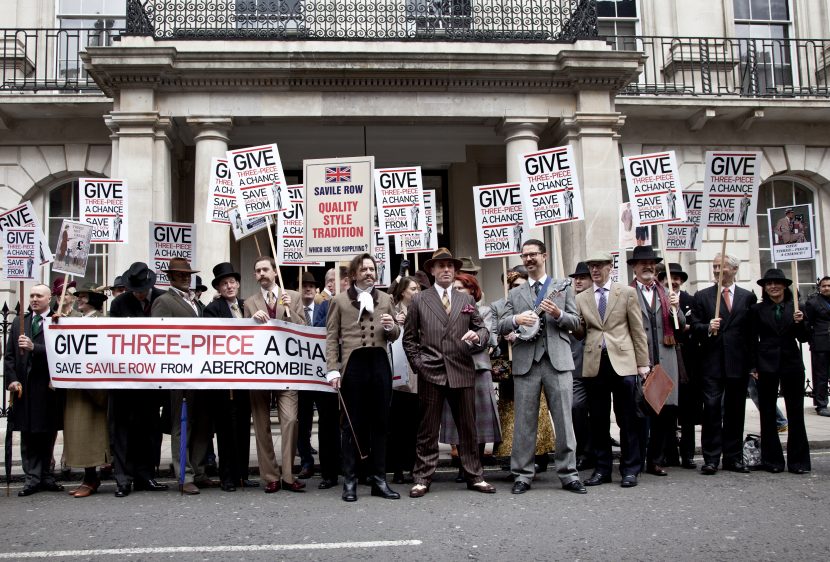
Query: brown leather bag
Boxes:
[{"xmin": 643, "ymin": 364, "xmax": 674, "ymax": 415}]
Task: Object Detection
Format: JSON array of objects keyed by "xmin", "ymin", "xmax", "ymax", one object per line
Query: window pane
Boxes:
[
  {"xmin": 49, "ymin": 184, "xmax": 73, "ymax": 217},
  {"xmin": 733, "ymin": 0, "xmax": 750, "ymax": 19},
  {"xmin": 616, "ymin": 0, "xmax": 637, "ymax": 18},
  {"xmin": 598, "ymin": 21, "xmax": 616, "ymax": 38},
  {"xmin": 798, "ymin": 259, "xmax": 816, "ymax": 287},
  {"xmin": 758, "ymin": 214, "xmax": 770, "ymax": 248},
  {"xmin": 616, "ymin": 21, "xmax": 636, "ymax": 35},
  {"xmin": 59, "ymin": 0, "xmax": 84, "ymax": 14},
  {"xmin": 750, "ymin": 0, "xmax": 770, "ymax": 20},
  {"xmin": 772, "ymin": 180, "xmax": 793, "ymax": 207},
  {"xmin": 794, "ymin": 185, "xmax": 812, "ymax": 205},
  {"xmin": 597, "ymin": 0, "xmax": 618, "ymax": 18},
  {"xmin": 758, "ymin": 182, "xmax": 773, "ymax": 211},
  {"xmin": 760, "ymin": 249, "xmax": 773, "ymax": 272},
  {"xmin": 770, "ymin": 0, "xmax": 789, "ymax": 20}
]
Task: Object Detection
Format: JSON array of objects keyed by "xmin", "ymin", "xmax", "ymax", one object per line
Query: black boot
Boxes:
[
  {"xmin": 455, "ymin": 467, "xmax": 465, "ymax": 483},
  {"xmin": 341, "ymin": 432, "xmax": 358, "ymax": 502},
  {"xmin": 370, "ymin": 475, "xmax": 400, "ymax": 500}
]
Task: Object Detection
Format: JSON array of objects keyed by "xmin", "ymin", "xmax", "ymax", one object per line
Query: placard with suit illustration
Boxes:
[
  {"xmin": 663, "ymin": 191, "xmax": 703, "ymax": 252},
  {"xmin": 226, "ymin": 143, "xmax": 288, "ymax": 219},
  {"xmin": 206, "ymin": 157, "xmax": 235, "ymax": 225},
  {"xmin": 2, "ymin": 223, "xmax": 39, "ymax": 280},
  {"xmin": 52, "ymin": 220, "xmax": 93, "ymax": 276},
  {"xmin": 769, "ymin": 203, "xmax": 816, "ymax": 262},
  {"xmin": 0, "ymin": 201, "xmax": 53, "ymax": 265},
  {"xmin": 519, "ymin": 145, "xmax": 584, "ymax": 228},
  {"xmin": 395, "ymin": 189, "xmax": 438, "ymax": 254},
  {"xmin": 374, "ymin": 166, "xmax": 426, "ymax": 236},
  {"xmin": 275, "ymin": 185, "xmax": 324, "ymax": 267},
  {"xmin": 623, "ymin": 151, "xmax": 686, "ymax": 226},
  {"xmin": 149, "ymin": 221, "xmax": 197, "ymax": 288},
  {"xmin": 702, "ymin": 151, "xmax": 762, "ymax": 229},
  {"xmin": 79, "ymin": 177, "xmax": 128, "ymax": 244},
  {"xmin": 472, "ymin": 182, "xmax": 529, "ymax": 259}
]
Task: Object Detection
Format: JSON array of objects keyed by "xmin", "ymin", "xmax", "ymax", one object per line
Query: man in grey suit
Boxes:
[{"xmin": 498, "ymin": 239, "xmax": 586, "ymax": 495}]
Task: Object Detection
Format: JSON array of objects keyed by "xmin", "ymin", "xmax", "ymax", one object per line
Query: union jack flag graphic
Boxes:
[{"xmin": 325, "ymin": 166, "xmax": 351, "ymax": 183}]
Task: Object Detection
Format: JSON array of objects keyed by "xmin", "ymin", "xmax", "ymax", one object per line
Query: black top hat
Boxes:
[
  {"xmin": 757, "ymin": 268, "xmax": 792, "ymax": 287},
  {"xmin": 301, "ymin": 271, "xmax": 317, "ymax": 286},
  {"xmin": 423, "ymin": 248, "xmax": 464, "ymax": 271},
  {"xmin": 569, "ymin": 261, "xmax": 590, "ymax": 278},
  {"xmin": 211, "ymin": 262, "xmax": 241, "ymax": 289},
  {"xmin": 658, "ymin": 262, "xmax": 688, "ymax": 283},
  {"xmin": 123, "ymin": 262, "xmax": 157, "ymax": 292},
  {"xmin": 627, "ymin": 245, "xmax": 663, "ymax": 265},
  {"xmin": 195, "ymin": 276, "xmax": 208, "ymax": 293}
]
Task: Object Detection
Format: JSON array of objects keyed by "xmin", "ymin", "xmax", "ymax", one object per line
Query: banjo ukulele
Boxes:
[{"xmin": 515, "ymin": 279, "xmax": 572, "ymax": 341}]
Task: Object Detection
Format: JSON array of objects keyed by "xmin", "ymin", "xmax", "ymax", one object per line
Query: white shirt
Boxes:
[
  {"xmin": 637, "ymin": 280, "xmax": 656, "ymax": 303},
  {"xmin": 529, "ymin": 275, "xmax": 549, "ymax": 298},
  {"xmin": 260, "ymin": 285, "xmax": 280, "ymax": 304},
  {"xmin": 170, "ymin": 286, "xmax": 199, "ymax": 314},
  {"xmin": 434, "ymin": 284, "xmax": 452, "ymax": 305},
  {"xmin": 593, "ymin": 279, "xmax": 613, "ymax": 308}
]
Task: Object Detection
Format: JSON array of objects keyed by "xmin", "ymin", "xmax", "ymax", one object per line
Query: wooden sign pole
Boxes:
[
  {"xmin": 712, "ymin": 229, "xmax": 728, "ymax": 336},
  {"xmin": 265, "ymin": 221, "xmax": 290, "ymax": 319}
]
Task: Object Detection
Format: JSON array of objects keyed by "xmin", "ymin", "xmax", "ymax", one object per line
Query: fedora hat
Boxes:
[
  {"xmin": 423, "ymin": 247, "xmax": 463, "ymax": 271},
  {"xmin": 627, "ymin": 245, "xmax": 663, "ymax": 265},
  {"xmin": 162, "ymin": 257, "xmax": 199, "ymax": 274},
  {"xmin": 658, "ymin": 262, "xmax": 688, "ymax": 283},
  {"xmin": 75, "ymin": 282, "xmax": 108, "ymax": 307},
  {"xmin": 757, "ymin": 268, "xmax": 792, "ymax": 287},
  {"xmin": 568, "ymin": 261, "xmax": 591, "ymax": 278},
  {"xmin": 195, "ymin": 276, "xmax": 208, "ymax": 293},
  {"xmin": 110, "ymin": 275, "xmax": 125, "ymax": 289},
  {"xmin": 122, "ymin": 262, "xmax": 157, "ymax": 292},
  {"xmin": 301, "ymin": 271, "xmax": 317, "ymax": 286},
  {"xmin": 210, "ymin": 262, "xmax": 241, "ymax": 288},
  {"xmin": 584, "ymin": 251, "xmax": 613, "ymax": 265},
  {"xmin": 458, "ymin": 256, "xmax": 481, "ymax": 273}
]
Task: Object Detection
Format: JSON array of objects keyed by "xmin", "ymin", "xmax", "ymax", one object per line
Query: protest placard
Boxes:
[
  {"xmin": 149, "ymin": 221, "xmax": 197, "ymax": 288},
  {"xmin": 228, "ymin": 206, "xmax": 270, "ymax": 242},
  {"xmin": 623, "ymin": 151, "xmax": 686, "ymax": 226},
  {"xmin": 2, "ymin": 224, "xmax": 39, "ymax": 281},
  {"xmin": 226, "ymin": 143, "xmax": 287, "ymax": 219},
  {"xmin": 395, "ymin": 189, "xmax": 438, "ymax": 254},
  {"xmin": 79, "ymin": 177, "xmax": 128, "ymax": 244},
  {"xmin": 610, "ymin": 251, "xmax": 622, "ymax": 283},
  {"xmin": 619, "ymin": 202, "xmax": 653, "ymax": 249},
  {"xmin": 472, "ymin": 182, "xmax": 528, "ymax": 259},
  {"xmin": 769, "ymin": 204, "xmax": 816, "ymax": 262},
  {"xmin": 0, "ymin": 201, "xmax": 53, "ymax": 265},
  {"xmin": 519, "ymin": 145, "xmax": 584, "ymax": 228},
  {"xmin": 275, "ymin": 185, "xmax": 324, "ymax": 267},
  {"xmin": 45, "ymin": 317, "xmax": 332, "ymax": 392},
  {"xmin": 373, "ymin": 166, "xmax": 425, "ymax": 236},
  {"xmin": 52, "ymin": 220, "xmax": 93, "ymax": 276},
  {"xmin": 304, "ymin": 156, "xmax": 374, "ymax": 261},
  {"xmin": 206, "ymin": 158, "xmax": 235, "ymax": 225},
  {"xmin": 663, "ymin": 191, "xmax": 703, "ymax": 252},
  {"xmin": 702, "ymin": 151, "xmax": 762, "ymax": 228},
  {"xmin": 372, "ymin": 227, "xmax": 391, "ymax": 288}
]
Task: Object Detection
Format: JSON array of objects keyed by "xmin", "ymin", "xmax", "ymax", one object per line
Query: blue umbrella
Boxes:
[{"xmin": 179, "ymin": 397, "xmax": 187, "ymax": 494}]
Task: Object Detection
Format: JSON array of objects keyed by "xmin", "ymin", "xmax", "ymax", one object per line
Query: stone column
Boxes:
[{"xmin": 188, "ymin": 117, "xmax": 233, "ymax": 296}]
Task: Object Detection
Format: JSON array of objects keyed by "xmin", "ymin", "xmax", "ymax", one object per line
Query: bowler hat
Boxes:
[
  {"xmin": 301, "ymin": 271, "xmax": 317, "ymax": 286},
  {"xmin": 627, "ymin": 245, "xmax": 663, "ymax": 265},
  {"xmin": 211, "ymin": 262, "xmax": 241, "ymax": 288},
  {"xmin": 122, "ymin": 262, "xmax": 157, "ymax": 292},
  {"xmin": 757, "ymin": 268, "xmax": 792, "ymax": 287},
  {"xmin": 569, "ymin": 262, "xmax": 591, "ymax": 278},
  {"xmin": 162, "ymin": 257, "xmax": 199, "ymax": 274},
  {"xmin": 458, "ymin": 256, "xmax": 481, "ymax": 273},
  {"xmin": 423, "ymin": 248, "xmax": 464, "ymax": 272},
  {"xmin": 585, "ymin": 251, "xmax": 613, "ymax": 265},
  {"xmin": 658, "ymin": 262, "xmax": 688, "ymax": 283}
]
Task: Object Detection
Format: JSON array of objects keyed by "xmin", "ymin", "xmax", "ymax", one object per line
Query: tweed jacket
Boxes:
[
  {"xmin": 243, "ymin": 287, "xmax": 305, "ymax": 325},
  {"xmin": 151, "ymin": 288, "xmax": 204, "ymax": 318}
]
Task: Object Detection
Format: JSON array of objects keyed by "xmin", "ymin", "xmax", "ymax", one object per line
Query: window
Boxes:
[
  {"xmin": 235, "ymin": 0, "xmax": 303, "ymax": 31},
  {"xmin": 756, "ymin": 177, "xmax": 822, "ymax": 298},
  {"xmin": 56, "ymin": 0, "xmax": 124, "ymax": 81},
  {"xmin": 48, "ymin": 180, "xmax": 107, "ymax": 287},
  {"xmin": 733, "ymin": 0, "xmax": 792, "ymax": 94},
  {"xmin": 597, "ymin": 0, "xmax": 638, "ymax": 51}
]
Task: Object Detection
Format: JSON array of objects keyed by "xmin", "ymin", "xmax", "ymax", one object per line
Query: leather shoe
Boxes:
[
  {"xmin": 134, "ymin": 479, "xmax": 168, "ymax": 491},
  {"xmin": 18, "ymin": 486, "xmax": 38, "ymax": 497},
  {"xmin": 282, "ymin": 480, "xmax": 306, "ymax": 492},
  {"xmin": 789, "ymin": 468, "xmax": 809, "ymax": 475},
  {"xmin": 562, "ymin": 480, "xmax": 587, "ymax": 494},
  {"xmin": 817, "ymin": 408, "xmax": 830, "ymax": 417},
  {"xmin": 584, "ymin": 472, "xmax": 611, "ymax": 486},
  {"xmin": 240, "ymin": 479, "xmax": 259, "ymax": 488},
  {"xmin": 409, "ymin": 483, "xmax": 429, "ymax": 498},
  {"xmin": 114, "ymin": 485, "xmax": 131, "ymax": 497},
  {"xmin": 700, "ymin": 464, "xmax": 718, "ymax": 475},
  {"xmin": 681, "ymin": 459, "xmax": 697, "ymax": 469},
  {"xmin": 264, "ymin": 480, "xmax": 280, "ymax": 493},
  {"xmin": 646, "ymin": 464, "xmax": 668, "ymax": 476},
  {"xmin": 72, "ymin": 482, "xmax": 99, "ymax": 498},
  {"xmin": 318, "ymin": 478, "xmax": 338, "ymax": 490},
  {"xmin": 40, "ymin": 482, "xmax": 64, "ymax": 492},
  {"xmin": 466, "ymin": 480, "xmax": 496, "ymax": 494},
  {"xmin": 180, "ymin": 482, "xmax": 200, "ymax": 495},
  {"xmin": 342, "ymin": 479, "xmax": 357, "ymax": 502},
  {"xmin": 723, "ymin": 463, "xmax": 750, "ymax": 474},
  {"xmin": 620, "ymin": 474, "xmax": 638, "ymax": 488},
  {"xmin": 511, "ymin": 481, "xmax": 531, "ymax": 495},
  {"xmin": 220, "ymin": 481, "xmax": 237, "ymax": 492},
  {"xmin": 194, "ymin": 478, "xmax": 219, "ymax": 489},
  {"xmin": 370, "ymin": 478, "xmax": 400, "ymax": 500},
  {"xmin": 297, "ymin": 466, "xmax": 314, "ymax": 480},
  {"xmin": 764, "ymin": 465, "xmax": 783, "ymax": 474}
]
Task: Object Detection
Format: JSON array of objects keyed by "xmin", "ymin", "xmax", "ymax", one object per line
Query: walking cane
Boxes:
[{"xmin": 337, "ymin": 389, "xmax": 368, "ymax": 460}]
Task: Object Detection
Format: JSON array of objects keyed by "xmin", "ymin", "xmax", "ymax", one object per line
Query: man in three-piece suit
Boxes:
[
  {"xmin": 576, "ymin": 251, "xmax": 650, "ymax": 489},
  {"xmin": 403, "ymin": 248, "xmax": 495, "ymax": 498},
  {"xmin": 692, "ymin": 253, "xmax": 757, "ymax": 475},
  {"xmin": 568, "ymin": 262, "xmax": 593, "ymax": 470},
  {"xmin": 5, "ymin": 284, "xmax": 64, "ymax": 496},
  {"xmin": 326, "ymin": 254, "xmax": 400, "ymax": 502},
  {"xmin": 244, "ymin": 255, "xmax": 306, "ymax": 493},
  {"xmin": 108, "ymin": 262, "xmax": 168, "ymax": 497},
  {"xmin": 152, "ymin": 257, "xmax": 213, "ymax": 494},
  {"xmin": 202, "ymin": 262, "xmax": 257, "ymax": 492},
  {"xmin": 806, "ymin": 276, "xmax": 830, "ymax": 416},
  {"xmin": 498, "ymin": 239, "xmax": 585, "ymax": 495}
]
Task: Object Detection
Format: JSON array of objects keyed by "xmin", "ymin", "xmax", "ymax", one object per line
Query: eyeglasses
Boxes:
[{"xmin": 520, "ymin": 252, "xmax": 542, "ymax": 260}]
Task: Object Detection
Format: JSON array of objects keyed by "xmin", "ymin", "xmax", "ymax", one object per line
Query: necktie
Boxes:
[
  {"xmin": 230, "ymin": 303, "xmax": 241, "ymax": 318},
  {"xmin": 774, "ymin": 303, "xmax": 783, "ymax": 322},
  {"xmin": 442, "ymin": 289, "xmax": 451, "ymax": 314},
  {"xmin": 267, "ymin": 291, "xmax": 276, "ymax": 308},
  {"xmin": 142, "ymin": 300, "xmax": 151, "ymax": 316},
  {"xmin": 722, "ymin": 287, "xmax": 732, "ymax": 312},
  {"xmin": 304, "ymin": 306, "xmax": 312, "ymax": 325},
  {"xmin": 31, "ymin": 314, "xmax": 42, "ymax": 337},
  {"xmin": 533, "ymin": 282, "xmax": 541, "ymax": 297},
  {"xmin": 597, "ymin": 288, "xmax": 607, "ymax": 321}
]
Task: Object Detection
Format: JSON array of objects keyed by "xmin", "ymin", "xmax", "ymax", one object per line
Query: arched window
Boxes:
[
  {"xmin": 756, "ymin": 177, "xmax": 822, "ymax": 298},
  {"xmin": 47, "ymin": 179, "xmax": 107, "ymax": 288}
]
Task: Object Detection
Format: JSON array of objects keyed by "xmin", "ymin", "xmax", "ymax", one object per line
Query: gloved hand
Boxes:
[{"xmin": 399, "ymin": 260, "xmax": 411, "ymax": 276}]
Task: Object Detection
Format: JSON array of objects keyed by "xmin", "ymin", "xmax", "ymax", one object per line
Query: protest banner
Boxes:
[
  {"xmin": 2, "ymin": 224, "xmax": 39, "ymax": 281},
  {"xmin": 79, "ymin": 177, "xmax": 128, "ymax": 244},
  {"xmin": 623, "ymin": 151, "xmax": 687, "ymax": 226},
  {"xmin": 663, "ymin": 191, "xmax": 703, "ymax": 252},
  {"xmin": 226, "ymin": 143, "xmax": 288, "ymax": 219},
  {"xmin": 372, "ymin": 227, "xmax": 391, "ymax": 288},
  {"xmin": 373, "ymin": 166, "xmax": 425, "ymax": 236},
  {"xmin": 519, "ymin": 145, "xmax": 584, "ymax": 228},
  {"xmin": 303, "ymin": 156, "xmax": 375, "ymax": 261},
  {"xmin": 619, "ymin": 202, "xmax": 652, "ymax": 250},
  {"xmin": 702, "ymin": 151, "xmax": 761, "ymax": 228},
  {"xmin": 395, "ymin": 189, "xmax": 438, "ymax": 254},
  {"xmin": 52, "ymin": 220, "xmax": 93, "ymax": 276},
  {"xmin": 206, "ymin": 158, "xmax": 235, "ymax": 225},
  {"xmin": 0, "ymin": 201, "xmax": 53, "ymax": 266},
  {"xmin": 45, "ymin": 317, "xmax": 333, "ymax": 392},
  {"xmin": 228, "ymin": 206, "xmax": 270, "ymax": 243},
  {"xmin": 275, "ymin": 185, "xmax": 324, "ymax": 267},
  {"xmin": 768, "ymin": 204, "xmax": 815, "ymax": 262},
  {"xmin": 472, "ymin": 182, "xmax": 528, "ymax": 259},
  {"xmin": 149, "ymin": 221, "xmax": 197, "ymax": 288}
]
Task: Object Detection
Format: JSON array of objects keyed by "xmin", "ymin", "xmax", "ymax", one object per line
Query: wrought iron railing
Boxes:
[
  {"xmin": 0, "ymin": 28, "xmax": 122, "ymax": 92},
  {"xmin": 125, "ymin": 0, "xmax": 598, "ymax": 42},
  {"xmin": 606, "ymin": 35, "xmax": 830, "ymax": 98}
]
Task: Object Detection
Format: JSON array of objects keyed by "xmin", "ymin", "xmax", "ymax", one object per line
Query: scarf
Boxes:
[
  {"xmin": 355, "ymin": 285, "xmax": 375, "ymax": 320},
  {"xmin": 630, "ymin": 279, "xmax": 676, "ymax": 346}
]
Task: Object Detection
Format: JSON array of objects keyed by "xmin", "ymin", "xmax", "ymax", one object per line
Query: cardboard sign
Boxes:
[
  {"xmin": 275, "ymin": 185, "xmax": 324, "ymax": 267},
  {"xmin": 519, "ymin": 145, "xmax": 584, "ymax": 228},
  {"xmin": 374, "ymin": 166, "xmax": 426, "ymax": 236},
  {"xmin": 702, "ymin": 151, "xmax": 762, "ymax": 228},
  {"xmin": 372, "ymin": 227, "xmax": 391, "ymax": 288},
  {"xmin": 303, "ymin": 156, "xmax": 375, "ymax": 261},
  {"xmin": 79, "ymin": 177, "xmax": 128, "ymax": 244},
  {"xmin": 769, "ymin": 204, "xmax": 816, "ymax": 262},
  {"xmin": 206, "ymin": 158, "xmax": 235, "ymax": 225},
  {"xmin": 0, "ymin": 201, "xmax": 53, "ymax": 265},
  {"xmin": 395, "ymin": 189, "xmax": 438, "ymax": 254},
  {"xmin": 663, "ymin": 191, "xmax": 703, "ymax": 252},
  {"xmin": 45, "ymin": 317, "xmax": 332, "ymax": 392},
  {"xmin": 2, "ymin": 225, "xmax": 39, "ymax": 280},
  {"xmin": 228, "ymin": 207, "xmax": 271, "ymax": 242},
  {"xmin": 610, "ymin": 251, "xmax": 622, "ymax": 283},
  {"xmin": 472, "ymin": 182, "xmax": 528, "ymax": 259},
  {"xmin": 226, "ymin": 143, "xmax": 288, "ymax": 219},
  {"xmin": 149, "ymin": 221, "xmax": 197, "ymax": 288},
  {"xmin": 619, "ymin": 202, "xmax": 653, "ymax": 250},
  {"xmin": 623, "ymin": 151, "xmax": 686, "ymax": 226},
  {"xmin": 52, "ymin": 220, "xmax": 93, "ymax": 276}
]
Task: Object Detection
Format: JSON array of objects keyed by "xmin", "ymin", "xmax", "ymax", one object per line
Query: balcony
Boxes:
[{"xmin": 607, "ymin": 35, "xmax": 830, "ymax": 98}]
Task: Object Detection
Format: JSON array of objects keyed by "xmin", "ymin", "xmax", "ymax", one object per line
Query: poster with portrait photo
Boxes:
[
  {"xmin": 52, "ymin": 220, "xmax": 93, "ymax": 276},
  {"xmin": 619, "ymin": 202, "xmax": 652, "ymax": 249},
  {"xmin": 768, "ymin": 204, "xmax": 816, "ymax": 262}
]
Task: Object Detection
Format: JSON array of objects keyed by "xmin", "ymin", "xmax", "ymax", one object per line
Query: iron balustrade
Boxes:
[
  {"xmin": 125, "ymin": 0, "xmax": 597, "ymax": 41},
  {"xmin": 606, "ymin": 35, "xmax": 830, "ymax": 98},
  {"xmin": 0, "ymin": 28, "xmax": 122, "ymax": 93}
]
